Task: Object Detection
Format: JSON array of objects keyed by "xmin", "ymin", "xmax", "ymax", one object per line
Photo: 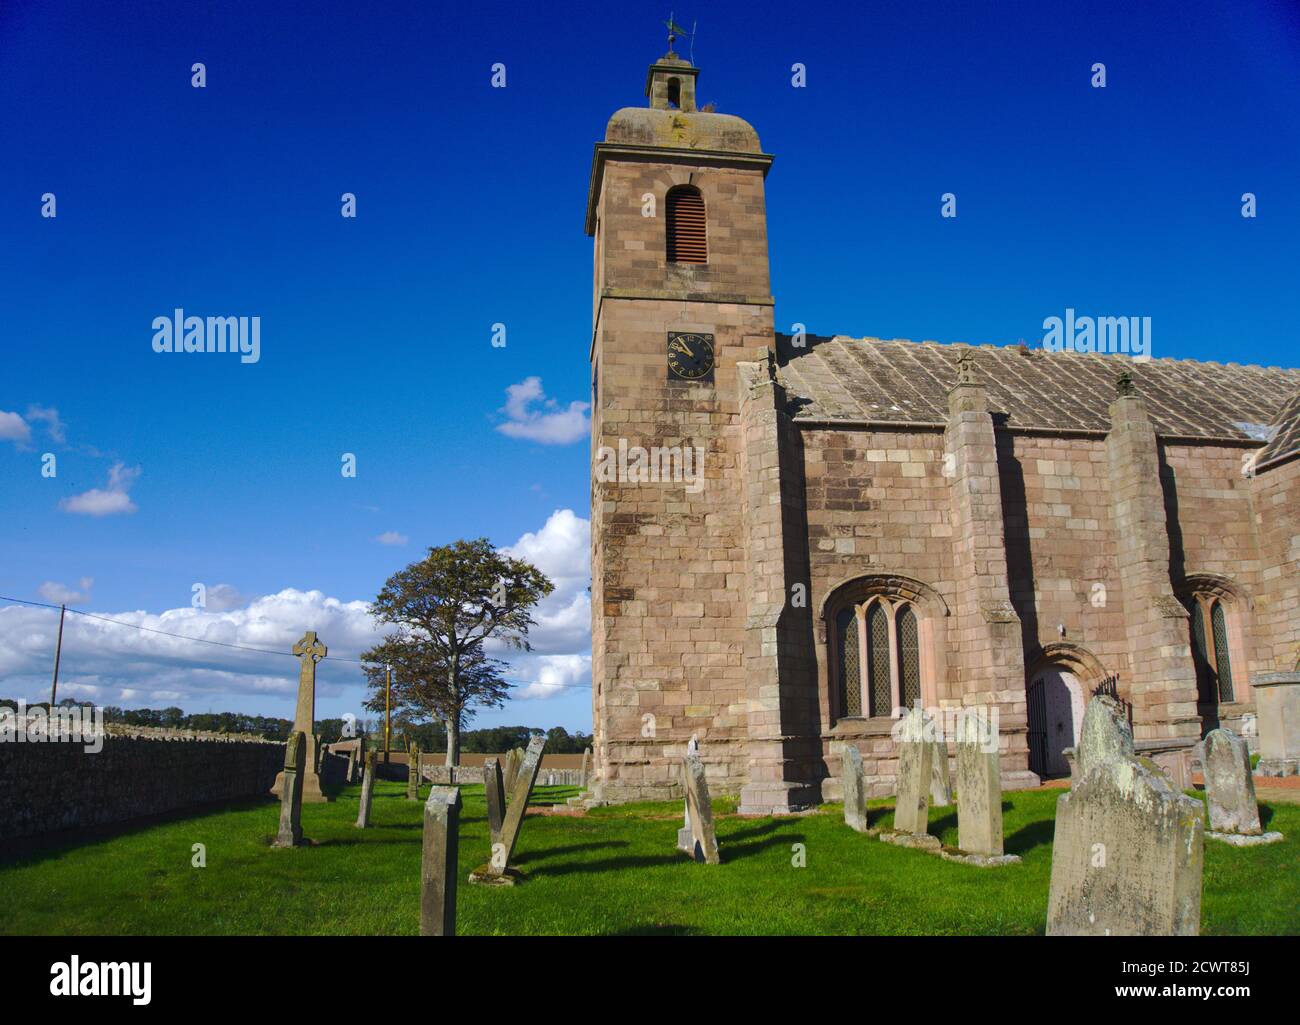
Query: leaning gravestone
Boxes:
[
  {"xmin": 1047, "ymin": 695, "xmax": 1204, "ymax": 935},
  {"xmin": 943, "ymin": 709, "xmax": 1019, "ymax": 867},
  {"xmin": 677, "ymin": 735, "xmax": 701, "ymax": 853},
  {"xmin": 420, "ymin": 786, "xmax": 462, "ymax": 936},
  {"xmin": 881, "ymin": 707, "xmax": 938, "ymax": 849},
  {"xmin": 841, "ymin": 744, "xmax": 869, "ymax": 833},
  {"xmin": 1203, "ymin": 729, "xmax": 1283, "ymax": 845},
  {"xmin": 502, "ymin": 748, "xmax": 520, "ymax": 799},
  {"xmin": 483, "ymin": 756, "xmax": 506, "ymax": 848},
  {"xmin": 272, "ymin": 731, "xmax": 307, "ymax": 848},
  {"xmin": 346, "ymin": 746, "xmax": 357, "ymax": 784},
  {"xmin": 930, "ymin": 737, "xmax": 952, "ymax": 807},
  {"xmin": 681, "ymin": 748, "xmax": 721, "ymax": 864},
  {"xmin": 407, "ymin": 747, "xmax": 421, "ymax": 801},
  {"xmin": 271, "ymin": 632, "xmax": 330, "ymax": 802},
  {"xmin": 470, "ymin": 734, "xmax": 546, "ymax": 885},
  {"xmin": 355, "ymin": 751, "xmax": 377, "ymax": 829}
]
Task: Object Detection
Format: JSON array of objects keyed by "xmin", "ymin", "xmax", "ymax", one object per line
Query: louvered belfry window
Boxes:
[{"xmin": 666, "ymin": 186, "xmax": 707, "ymax": 264}]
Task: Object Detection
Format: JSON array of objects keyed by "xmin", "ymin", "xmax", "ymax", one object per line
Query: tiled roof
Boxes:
[
  {"xmin": 776, "ymin": 336, "xmax": 1300, "ymax": 441},
  {"xmin": 1255, "ymin": 389, "xmax": 1300, "ymax": 468}
]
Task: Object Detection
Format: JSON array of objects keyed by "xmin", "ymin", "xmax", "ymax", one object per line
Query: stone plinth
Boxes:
[{"xmin": 1253, "ymin": 673, "xmax": 1300, "ymax": 777}]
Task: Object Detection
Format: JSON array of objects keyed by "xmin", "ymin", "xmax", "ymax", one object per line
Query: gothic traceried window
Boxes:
[
  {"xmin": 831, "ymin": 594, "xmax": 925, "ymax": 720},
  {"xmin": 1181, "ymin": 586, "xmax": 1239, "ymax": 706}
]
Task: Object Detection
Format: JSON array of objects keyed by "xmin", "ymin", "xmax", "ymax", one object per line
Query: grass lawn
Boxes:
[{"xmin": 2, "ymin": 782, "xmax": 1297, "ymax": 935}]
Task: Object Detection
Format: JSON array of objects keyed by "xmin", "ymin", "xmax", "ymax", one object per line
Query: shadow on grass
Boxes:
[
  {"xmin": 1005, "ymin": 817, "xmax": 1056, "ymax": 856},
  {"xmin": 513, "ymin": 840, "xmax": 629, "ymax": 865},
  {"xmin": 608, "ymin": 924, "xmax": 704, "ymax": 936},
  {"xmin": 524, "ymin": 852, "xmax": 682, "ymax": 878}
]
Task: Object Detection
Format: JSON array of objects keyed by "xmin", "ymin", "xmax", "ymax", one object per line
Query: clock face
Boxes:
[{"xmin": 666, "ymin": 332, "xmax": 715, "ymax": 382}]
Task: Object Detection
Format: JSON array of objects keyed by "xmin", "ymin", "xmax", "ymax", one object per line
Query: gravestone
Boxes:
[
  {"xmin": 419, "ymin": 786, "xmax": 462, "ymax": 936},
  {"xmin": 677, "ymin": 735, "xmax": 700, "ymax": 853},
  {"xmin": 681, "ymin": 749, "xmax": 720, "ymax": 864},
  {"xmin": 1203, "ymin": 729, "xmax": 1283, "ymax": 845},
  {"xmin": 470, "ymin": 734, "xmax": 546, "ymax": 885},
  {"xmin": 881, "ymin": 707, "xmax": 938, "ymax": 849},
  {"xmin": 841, "ymin": 744, "xmax": 869, "ymax": 833},
  {"xmin": 580, "ymin": 747, "xmax": 591, "ymax": 789},
  {"xmin": 355, "ymin": 750, "xmax": 377, "ymax": 829},
  {"xmin": 930, "ymin": 738, "xmax": 952, "ymax": 807},
  {"xmin": 346, "ymin": 747, "xmax": 357, "ymax": 784},
  {"xmin": 271, "ymin": 632, "xmax": 330, "ymax": 802},
  {"xmin": 944, "ymin": 709, "xmax": 1020, "ymax": 866},
  {"xmin": 502, "ymin": 748, "xmax": 520, "ymax": 799},
  {"xmin": 483, "ymin": 756, "xmax": 506, "ymax": 847},
  {"xmin": 1252, "ymin": 673, "xmax": 1300, "ymax": 776},
  {"xmin": 1047, "ymin": 695, "xmax": 1204, "ymax": 935},
  {"xmin": 407, "ymin": 747, "xmax": 421, "ymax": 801},
  {"xmin": 272, "ymin": 731, "xmax": 307, "ymax": 848}
]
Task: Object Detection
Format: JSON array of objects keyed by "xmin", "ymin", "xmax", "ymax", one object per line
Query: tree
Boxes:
[{"xmin": 361, "ymin": 538, "xmax": 554, "ymax": 765}]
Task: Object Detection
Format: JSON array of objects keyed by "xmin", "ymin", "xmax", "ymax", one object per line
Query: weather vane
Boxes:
[{"xmin": 664, "ymin": 13, "xmax": 690, "ymax": 55}]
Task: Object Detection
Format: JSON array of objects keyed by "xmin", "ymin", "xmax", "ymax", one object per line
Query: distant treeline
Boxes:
[{"xmin": 0, "ymin": 699, "xmax": 590, "ymax": 753}]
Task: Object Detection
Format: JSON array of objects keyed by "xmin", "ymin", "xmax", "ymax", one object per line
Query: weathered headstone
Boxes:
[
  {"xmin": 677, "ymin": 734, "xmax": 700, "ymax": 853},
  {"xmin": 882, "ymin": 707, "xmax": 937, "ymax": 848},
  {"xmin": 470, "ymin": 734, "xmax": 546, "ymax": 885},
  {"xmin": 407, "ymin": 747, "xmax": 421, "ymax": 801},
  {"xmin": 271, "ymin": 632, "xmax": 330, "ymax": 802},
  {"xmin": 355, "ymin": 750, "xmax": 377, "ymax": 829},
  {"xmin": 1203, "ymin": 728, "xmax": 1282, "ymax": 845},
  {"xmin": 1253, "ymin": 672, "xmax": 1300, "ymax": 776},
  {"xmin": 483, "ymin": 756, "xmax": 506, "ymax": 847},
  {"xmin": 841, "ymin": 744, "xmax": 869, "ymax": 833},
  {"xmin": 944, "ymin": 709, "xmax": 1019, "ymax": 866},
  {"xmin": 580, "ymin": 747, "xmax": 591, "ymax": 789},
  {"xmin": 419, "ymin": 786, "xmax": 462, "ymax": 936},
  {"xmin": 682, "ymin": 749, "xmax": 721, "ymax": 864},
  {"xmin": 930, "ymin": 737, "xmax": 952, "ymax": 807},
  {"xmin": 346, "ymin": 746, "xmax": 357, "ymax": 784},
  {"xmin": 272, "ymin": 731, "xmax": 307, "ymax": 848},
  {"xmin": 502, "ymin": 748, "xmax": 520, "ymax": 799},
  {"xmin": 1047, "ymin": 695, "xmax": 1204, "ymax": 935}
]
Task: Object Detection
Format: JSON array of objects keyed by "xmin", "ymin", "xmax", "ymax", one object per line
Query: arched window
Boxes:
[
  {"xmin": 666, "ymin": 186, "xmax": 707, "ymax": 264},
  {"xmin": 1182, "ymin": 591, "xmax": 1236, "ymax": 704},
  {"xmin": 833, "ymin": 596, "xmax": 922, "ymax": 719}
]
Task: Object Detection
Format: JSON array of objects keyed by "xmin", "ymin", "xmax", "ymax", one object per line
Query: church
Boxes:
[{"xmin": 585, "ymin": 50, "xmax": 1300, "ymax": 813}]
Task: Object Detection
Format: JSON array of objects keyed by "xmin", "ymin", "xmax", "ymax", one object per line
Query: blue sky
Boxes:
[{"xmin": 1, "ymin": 0, "xmax": 1297, "ymax": 731}]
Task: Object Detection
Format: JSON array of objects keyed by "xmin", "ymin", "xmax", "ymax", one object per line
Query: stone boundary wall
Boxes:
[
  {"xmin": 418, "ymin": 764, "xmax": 585, "ymax": 787},
  {"xmin": 0, "ymin": 735, "xmax": 284, "ymax": 842}
]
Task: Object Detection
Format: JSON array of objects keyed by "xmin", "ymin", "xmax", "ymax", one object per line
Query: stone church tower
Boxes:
[{"xmin": 585, "ymin": 51, "xmax": 813, "ymax": 812}]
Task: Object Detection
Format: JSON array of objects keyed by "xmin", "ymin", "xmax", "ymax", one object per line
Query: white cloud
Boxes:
[
  {"xmin": 512, "ymin": 654, "xmax": 592, "ymax": 700},
  {"xmin": 204, "ymin": 584, "xmax": 245, "ymax": 612},
  {"xmin": 59, "ymin": 462, "xmax": 142, "ymax": 516},
  {"xmin": 495, "ymin": 377, "xmax": 590, "ymax": 445},
  {"xmin": 37, "ymin": 577, "xmax": 93, "ymax": 604},
  {"xmin": 0, "ymin": 510, "xmax": 594, "ymax": 716},
  {"xmin": 0, "ymin": 410, "xmax": 31, "ymax": 446},
  {"xmin": 26, "ymin": 405, "xmax": 66, "ymax": 444},
  {"xmin": 375, "ymin": 531, "xmax": 409, "ymax": 546}
]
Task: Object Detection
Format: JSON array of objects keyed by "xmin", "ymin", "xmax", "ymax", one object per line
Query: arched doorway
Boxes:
[{"xmin": 1027, "ymin": 666, "xmax": 1084, "ymax": 778}]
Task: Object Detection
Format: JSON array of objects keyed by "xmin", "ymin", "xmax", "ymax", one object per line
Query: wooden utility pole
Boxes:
[
  {"xmin": 49, "ymin": 603, "xmax": 66, "ymax": 708},
  {"xmin": 384, "ymin": 664, "xmax": 392, "ymax": 764}
]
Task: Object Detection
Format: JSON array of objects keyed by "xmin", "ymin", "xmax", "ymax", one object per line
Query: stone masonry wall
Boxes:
[
  {"xmin": 0, "ymin": 736, "xmax": 283, "ymax": 842},
  {"xmin": 1251, "ymin": 455, "xmax": 1300, "ymax": 673}
]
